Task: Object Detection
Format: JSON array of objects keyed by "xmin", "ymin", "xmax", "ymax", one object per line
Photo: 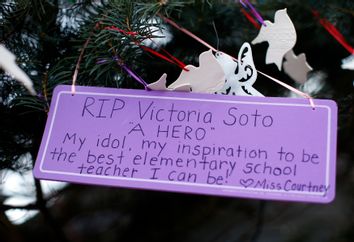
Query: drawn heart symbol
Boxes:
[{"xmin": 239, "ymin": 178, "xmax": 254, "ymax": 188}]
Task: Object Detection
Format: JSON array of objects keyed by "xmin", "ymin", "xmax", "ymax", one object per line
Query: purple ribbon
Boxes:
[
  {"xmin": 97, "ymin": 57, "xmax": 149, "ymax": 90},
  {"xmin": 240, "ymin": 0, "xmax": 266, "ymax": 26}
]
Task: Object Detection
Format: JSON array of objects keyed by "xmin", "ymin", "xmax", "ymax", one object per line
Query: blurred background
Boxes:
[{"xmin": 0, "ymin": 1, "xmax": 353, "ymax": 242}]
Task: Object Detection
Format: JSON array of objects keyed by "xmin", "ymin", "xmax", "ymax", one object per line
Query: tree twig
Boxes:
[
  {"xmin": 34, "ymin": 179, "xmax": 70, "ymax": 242},
  {"xmin": 250, "ymin": 201, "xmax": 266, "ymax": 242}
]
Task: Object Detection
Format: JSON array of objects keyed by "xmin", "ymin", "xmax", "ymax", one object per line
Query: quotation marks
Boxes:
[{"xmin": 240, "ymin": 178, "xmax": 254, "ymax": 188}]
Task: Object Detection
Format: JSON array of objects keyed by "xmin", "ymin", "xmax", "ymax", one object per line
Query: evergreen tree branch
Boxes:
[
  {"xmin": 34, "ymin": 179, "xmax": 71, "ymax": 242},
  {"xmin": 250, "ymin": 201, "xmax": 266, "ymax": 242}
]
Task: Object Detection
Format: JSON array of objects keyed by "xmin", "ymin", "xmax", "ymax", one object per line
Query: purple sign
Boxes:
[{"xmin": 34, "ymin": 85, "xmax": 338, "ymax": 203}]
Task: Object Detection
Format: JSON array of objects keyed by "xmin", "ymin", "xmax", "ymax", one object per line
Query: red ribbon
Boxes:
[
  {"xmin": 240, "ymin": 8, "xmax": 261, "ymax": 29},
  {"xmin": 104, "ymin": 26, "xmax": 188, "ymax": 70},
  {"xmin": 104, "ymin": 26, "xmax": 139, "ymax": 36},
  {"xmin": 312, "ymin": 10, "xmax": 354, "ymax": 54}
]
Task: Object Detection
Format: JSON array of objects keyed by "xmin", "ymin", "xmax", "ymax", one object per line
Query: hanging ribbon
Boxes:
[
  {"xmin": 239, "ymin": 0, "xmax": 266, "ymax": 26},
  {"xmin": 97, "ymin": 56, "xmax": 149, "ymax": 90},
  {"xmin": 312, "ymin": 10, "xmax": 354, "ymax": 54},
  {"xmin": 72, "ymin": 23, "xmax": 101, "ymax": 94},
  {"xmin": 105, "ymin": 26, "xmax": 139, "ymax": 36},
  {"xmin": 72, "ymin": 36, "xmax": 91, "ymax": 94},
  {"xmin": 240, "ymin": 8, "xmax": 261, "ymax": 29},
  {"xmin": 115, "ymin": 57, "xmax": 149, "ymax": 90},
  {"xmin": 72, "ymin": 23, "xmax": 150, "ymax": 92},
  {"xmin": 104, "ymin": 26, "xmax": 188, "ymax": 71},
  {"xmin": 159, "ymin": 14, "xmax": 217, "ymax": 52}
]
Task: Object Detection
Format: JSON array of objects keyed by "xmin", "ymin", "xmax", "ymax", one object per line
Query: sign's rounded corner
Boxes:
[
  {"xmin": 323, "ymin": 193, "xmax": 336, "ymax": 204},
  {"xmin": 32, "ymin": 167, "xmax": 43, "ymax": 180}
]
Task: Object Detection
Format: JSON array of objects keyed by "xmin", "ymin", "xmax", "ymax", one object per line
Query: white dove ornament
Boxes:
[
  {"xmin": 283, "ymin": 50, "xmax": 313, "ymax": 84},
  {"xmin": 216, "ymin": 42, "xmax": 263, "ymax": 97},
  {"xmin": 168, "ymin": 49, "xmax": 225, "ymax": 93},
  {"xmin": 148, "ymin": 50, "xmax": 225, "ymax": 93},
  {"xmin": 252, "ymin": 9, "xmax": 297, "ymax": 70},
  {"xmin": 147, "ymin": 73, "xmax": 191, "ymax": 92}
]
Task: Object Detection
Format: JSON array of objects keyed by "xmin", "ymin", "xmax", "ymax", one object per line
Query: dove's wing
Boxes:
[
  {"xmin": 283, "ymin": 50, "xmax": 312, "ymax": 84},
  {"xmin": 215, "ymin": 52, "xmax": 237, "ymax": 79},
  {"xmin": 148, "ymin": 73, "xmax": 168, "ymax": 91},
  {"xmin": 265, "ymin": 46, "xmax": 285, "ymax": 70},
  {"xmin": 237, "ymin": 42, "xmax": 257, "ymax": 86},
  {"xmin": 215, "ymin": 52, "xmax": 238, "ymax": 94},
  {"xmin": 245, "ymin": 86, "xmax": 264, "ymax": 97},
  {"xmin": 168, "ymin": 65, "xmax": 198, "ymax": 89},
  {"xmin": 169, "ymin": 50, "xmax": 225, "ymax": 93},
  {"xmin": 268, "ymin": 9, "xmax": 297, "ymax": 70},
  {"xmin": 251, "ymin": 20, "xmax": 273, "ymax": 45}
]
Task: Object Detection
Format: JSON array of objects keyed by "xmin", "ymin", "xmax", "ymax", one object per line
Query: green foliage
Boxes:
[{"xmin": 0, "ymin": 0, "xmax": 189, "ymax": 170}]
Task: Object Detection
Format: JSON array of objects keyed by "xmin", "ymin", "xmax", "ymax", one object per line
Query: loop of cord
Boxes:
[{"xmin": 72, "ymin": 36, "xmax": 91, "ymax": 95}]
